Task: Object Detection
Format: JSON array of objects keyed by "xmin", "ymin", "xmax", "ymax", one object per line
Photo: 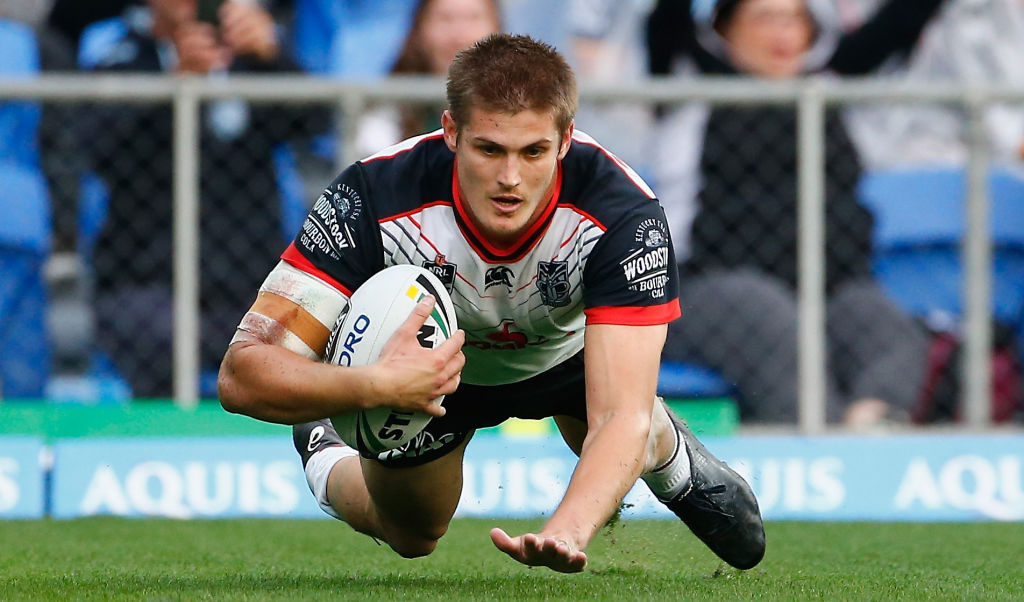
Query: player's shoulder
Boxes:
[
  {"xmin": 358, "ymin": 130, "xmax": 453, "ymax": 181},
  {"xmin": 561, "ymin": 130, "xmax": 659, "ymax": 221},
  {"xmin": 350, "ymin": 131, "xmax": 455, "ymax": 218}
]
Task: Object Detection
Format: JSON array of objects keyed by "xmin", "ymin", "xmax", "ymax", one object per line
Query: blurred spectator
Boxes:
[
  {"xmin": 0, "ymin": 7, "xmax": 81, "ymax": 398},
  {"xmin": 647, "ymin": 0, "xmax": 945, "ymax": 424},
  {"xmin": 566, "ymin": 0, "xmax": 657, "ymax": 178},
  {"xmin": 354, "ymin": 0, "xmax": 501, "ymax": 156},
  {"xmin": 46, "ymin": 0, "xmax": 140, "ymax": 47},
  {"xmin": 0, "ymin": 3, "xmax": 81, "ymax": 252},
  {"xmin": 290, "ymin": 0, "xmax": 417, "ymax": 78},
  {"xmin": 837, "ymin": 0, "xmax": 1024, "ymax": 169},
  {"xmin": 81, "ymin": 0, "xmax": 324, "ymax": 397}
]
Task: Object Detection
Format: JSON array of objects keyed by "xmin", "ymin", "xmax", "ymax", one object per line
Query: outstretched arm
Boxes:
[
  {"xmin": 491, "ymin": 323, "xmax": 666, "ymax": 572},
  {"xmin": 218, "ymin": 292, "xmax": 465, "ymax": 425},
  {"xmin": 828, "ymin": 0, "xmax": 946, "ymax": 75}
]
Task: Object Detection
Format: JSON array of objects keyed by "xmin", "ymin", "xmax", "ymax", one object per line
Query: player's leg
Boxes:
[
  {"xmin": 294, "ymin": 419, "xmax": 469, "ymax": 558},
  {"xmin": 554, "ymin": 400, "xmax": 766, "ymax": 569}
]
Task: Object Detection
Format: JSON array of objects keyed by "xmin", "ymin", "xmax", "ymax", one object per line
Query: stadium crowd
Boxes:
[{"xmin": 0, "ymin": 0, "xmax": 1021, "ymax": 424}]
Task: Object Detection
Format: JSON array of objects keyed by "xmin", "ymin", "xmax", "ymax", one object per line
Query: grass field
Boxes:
[{"xmin": 2, "ymin": 518, "xmax": 1022, "ymax": 600}]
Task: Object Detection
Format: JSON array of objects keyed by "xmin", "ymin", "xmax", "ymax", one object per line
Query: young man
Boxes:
[{"xmin": 219, "ymin": 33, "xmax": 764, "ymax": 573}]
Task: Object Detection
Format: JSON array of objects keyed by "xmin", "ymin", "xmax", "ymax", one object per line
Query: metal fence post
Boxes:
[
  {"xmin": 797, "ymin": 80, "xmax": 827, "ymax": 434},
  {"xmin": 963, "ymin": 93, "xmax": 993, "ymax": 428},
  {"xmin": 173, "ymin": 79, "xmax": 201, "ymax": 408}
]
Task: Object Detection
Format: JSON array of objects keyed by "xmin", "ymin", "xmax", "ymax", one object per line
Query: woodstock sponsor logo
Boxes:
[{"xmin": 621, "ymin": 247, "xmax": 669, "ymax": 281}]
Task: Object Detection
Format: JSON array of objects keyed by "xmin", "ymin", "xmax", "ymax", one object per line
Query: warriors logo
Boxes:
[
  {"xmin": 536, "ymin": 261, "xmax": 571, "ymax": 307},
  {"xmin": 485, "ymin": 266, "xmax": 515, "ymax": 291}
]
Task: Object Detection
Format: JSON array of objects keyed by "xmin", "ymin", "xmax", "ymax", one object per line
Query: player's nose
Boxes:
[{"xmin": 497, "ymin": 155, "xmax": 521, "ymax": 188}]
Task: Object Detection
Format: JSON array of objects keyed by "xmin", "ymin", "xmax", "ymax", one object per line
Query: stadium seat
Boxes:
[
  {"xmin": 858, "ymin": 166, "xmax": 1024, "ymax": 324},
  {"xmin": 658, "ymin": 360, "xmax": 735, "ymax": 399}
]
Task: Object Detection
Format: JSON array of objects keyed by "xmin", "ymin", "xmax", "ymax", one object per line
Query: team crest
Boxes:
[
  {"xmin": 421, "ymin": 254, "xmax": 457, "ymax": 293},
  {"xmin": 536, "ymin": 261, "xmax": 571, "ymax": 307},
  {"xmin": 485, "ymin": 266, "xmax": 515, "ymax": 292}
]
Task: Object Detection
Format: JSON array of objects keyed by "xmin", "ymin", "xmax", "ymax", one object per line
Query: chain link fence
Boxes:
[{"xmin": 2, "ymin": 75, "xmax": 1022, "ymax": 432}]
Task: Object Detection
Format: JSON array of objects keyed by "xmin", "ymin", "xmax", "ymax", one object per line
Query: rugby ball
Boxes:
[{"xmin": 325, "ymin": 264, "xmax": 458, "ymax": 456}]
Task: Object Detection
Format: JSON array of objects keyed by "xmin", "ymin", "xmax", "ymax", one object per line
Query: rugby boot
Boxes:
[{"xmin": 663, "ymin": 409, "xmax": 766, "ymax": 569}]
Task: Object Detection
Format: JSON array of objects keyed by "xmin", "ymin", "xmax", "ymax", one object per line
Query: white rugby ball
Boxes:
[{"xmin": 325, "ymin": 264, "xmax": 457, "ymax": 455}]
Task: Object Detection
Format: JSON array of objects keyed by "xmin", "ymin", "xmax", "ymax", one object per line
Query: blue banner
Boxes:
[
  {"xmin": 461, "ymin": 433, "xmax": 1024, "ymax": 522},
  {"xmin": 0, "ymin": 436, "xmax": 45, "ymax": 519},
  {"xmin": 43, "ymin": 433, "xmax": 1024, "ymax": 521},
  {"xmin": 51, "ymin": 437, "xmax": 323, "ymax": 519}
]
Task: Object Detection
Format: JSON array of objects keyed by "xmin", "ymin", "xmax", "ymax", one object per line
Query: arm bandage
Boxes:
[{"xmin": 259, "ymin": 260, "xmax": 350, "ymax": 329}]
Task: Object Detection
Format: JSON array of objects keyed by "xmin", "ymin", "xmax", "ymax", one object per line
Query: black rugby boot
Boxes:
[{"xmin": 663, "ymin": 408, "xmax": 766, "ymax": 569}]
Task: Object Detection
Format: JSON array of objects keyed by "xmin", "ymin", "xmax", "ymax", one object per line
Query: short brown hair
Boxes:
[{"xmin": 446, "ymin": 33, "xmax": 578, "ymax": 136}]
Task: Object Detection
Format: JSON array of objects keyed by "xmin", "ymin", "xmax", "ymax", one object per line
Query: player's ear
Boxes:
[
  {"xmin": 442, "ymin": 110, "xmax": 459, "ymax": 151},
  {"xmin": 557, "ymin": 121, "xmax": 574, "ymax": 160}
]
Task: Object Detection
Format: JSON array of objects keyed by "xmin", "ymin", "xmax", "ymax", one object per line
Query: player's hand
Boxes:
[
  {"xmin": 489, "ymin": 527, "xmax": 588, "ymax": 573},
  {"xmin": 218, "ymin": 0, "xmax": 280, "ymax": 63},
  {"xmin": 369, "ymin": 296, "xmax": 465, "ymax": 416},
  {"xmin": 173, "ymin": 22, "xmax": 230, "ymax": 73}
]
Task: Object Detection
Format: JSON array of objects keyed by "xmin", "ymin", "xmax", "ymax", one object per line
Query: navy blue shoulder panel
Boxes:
[{"xmin": 355, "ymin": 133, "xmax": 456, "ymax": 221}]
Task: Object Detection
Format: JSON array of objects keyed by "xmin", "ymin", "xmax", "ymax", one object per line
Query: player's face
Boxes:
[
  {"xmin": 721, "ymin": 0, "xmax": 813, "ymax": 78},
  {"xmin": 442, "ymin": 107, "xmax": 572, "ymax": 248}
]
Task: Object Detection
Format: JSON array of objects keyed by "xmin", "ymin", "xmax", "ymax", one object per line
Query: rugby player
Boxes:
[{"xmin": 219, "ymin": 32, "xmax": 765, "ymax": 573}]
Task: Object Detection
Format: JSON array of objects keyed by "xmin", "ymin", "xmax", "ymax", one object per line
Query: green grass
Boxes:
[{"xmin": 1, "ymin": 518, "xmax": 1022, "ymax": 600}]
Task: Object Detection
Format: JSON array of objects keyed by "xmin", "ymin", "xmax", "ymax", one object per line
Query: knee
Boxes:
[{"xmin": 386, "ymin": 523, "xmax": 449, "ymax": 559}]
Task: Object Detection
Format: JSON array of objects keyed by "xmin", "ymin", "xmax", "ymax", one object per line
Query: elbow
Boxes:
[
  {"xmin": 217, "ymin": 351, "xmax": 254, "ymax": 417},
  {"xmin": 217, "ymin": 366, "xmax": 246, "ymax": 416}
]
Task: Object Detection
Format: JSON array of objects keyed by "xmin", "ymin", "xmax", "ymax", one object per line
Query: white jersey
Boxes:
[{"xmin": 280, "ymin": 130, "xmax": 680, "ymax": 385}]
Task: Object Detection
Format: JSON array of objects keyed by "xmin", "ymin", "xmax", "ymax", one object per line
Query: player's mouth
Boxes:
[{"xmin": 490, "ymin": 194, "xmax": 524, "ymax": 214}]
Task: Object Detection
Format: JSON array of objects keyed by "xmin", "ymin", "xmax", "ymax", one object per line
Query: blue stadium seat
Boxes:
[
  {"xmin": 658, "ymin": 360, "xmax": 734, "ymax": 399},
  {"xmin": 859, "ymin": 167, "xmax": 1024, "ymax": 324}
]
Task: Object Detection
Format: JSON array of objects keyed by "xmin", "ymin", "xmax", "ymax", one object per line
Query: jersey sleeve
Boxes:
[
  {"xmin": 582, "ymin": 202, "xmax": 681, "ymax": 325},
  {"xmin": 280, "ymin": 164, "xmax": 385, "ymax": 296}
]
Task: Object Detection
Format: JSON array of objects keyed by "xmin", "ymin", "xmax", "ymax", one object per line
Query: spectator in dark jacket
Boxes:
[
  {"xmin": 648, "ymin": 0, "xmax": 945, "ymax": 424},
  {"xmin": 84, "ymin": 0, "xmax": 325, "ymax": 397}
]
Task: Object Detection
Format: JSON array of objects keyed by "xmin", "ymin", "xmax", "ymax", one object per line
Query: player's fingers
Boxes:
[
  {"xmin": 437, "ymin": 368, "xmax": 461, "ymax": 397},
  {"xmin": 437, "ymin": 329, "xmax": 465, "ymax": 355},
  {"xmin": 566, "ymin": 550, "xmax": 588, "ymax": 573},
  {"xmin": 522, "ymin": 533, "xmax": 544, "ymax": 557},
  {"xmin": 489, "ymin": 527, "xmax": 519, "ymax": 557},
  {"xmin": 397, "ymin": 296, "xmax": 435, "ymax": 336},
  {"xmin": 421, "ymin": 399, "xmax": 446, "ymax": 418}
]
